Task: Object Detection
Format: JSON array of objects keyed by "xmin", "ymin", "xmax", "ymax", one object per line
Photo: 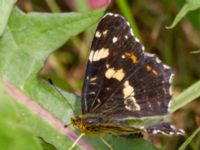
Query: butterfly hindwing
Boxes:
[
  {"xmin": 81, "ymin": 13, "xmax": 173, "ymax": 119},
  {"xmin": 145, "ymin": 122, "xmax": 184, "ymax": 136}
]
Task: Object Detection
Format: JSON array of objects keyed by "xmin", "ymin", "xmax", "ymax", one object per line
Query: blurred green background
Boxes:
[
  {"xmin": 17, "ymin": 0, "xmax": 200, "ymax": 93},
  {"xmin": 15, "ymin": 0, "xmax": 200, "ymax": 149}
]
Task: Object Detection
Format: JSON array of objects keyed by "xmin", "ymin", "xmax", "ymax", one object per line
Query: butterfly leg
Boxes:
[
  {"xmin": 68, "ymin": 133, "xmax": 85, "ymax": 150},
  {"xmin": 100, "ymin": 137, "xmax": 113, "ymax": 150}
]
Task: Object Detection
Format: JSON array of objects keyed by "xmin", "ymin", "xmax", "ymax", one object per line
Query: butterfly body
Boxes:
[
  {"xmin": 71, "ymin": 13, "xmax": 184, "ymax": 138},
  {"xmin": 71, "ymin": 114, "xmax": 143, "ymax": 137}
]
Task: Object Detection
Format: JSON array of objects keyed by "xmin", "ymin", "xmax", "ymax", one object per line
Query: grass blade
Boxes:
[
  {"xmin": 178, "ymin": 128, "xmax": 200, "ymax": 150},
  {"xmin": 169, "ymin": 80, "xmax": 200, "ymax": 113}
]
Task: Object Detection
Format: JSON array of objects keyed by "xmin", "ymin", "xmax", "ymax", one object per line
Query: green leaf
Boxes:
[
  {"xmin": 178, "ymin": 128, "xmax": 200, "ymax": 150},
  {"xmin": 84, "ymin": 135, "xmax": 158, "ymax": 150},
  {"xmin": 0, "ymin": 7, "xmax": 105, "ymax": 150},
  {"xmin": 0, "ymin": 0, "xmax": 16, "ymax": 36},
  {"xmin": 0, "ymin": 82, "xmax": 43, "ymax": 150},
  {"xmin": 169, "ymin": 80, "xmax": 200, "ymax": 113},
  {"xmin": 38, "ymin": 137, "xmax": 57, "ymax": 150},
  {"xmin": 110, "ymin": 138, "xmax": 158, "ymax": 150},
  {"xmin": 167, "ymin": 0, "xmax": 200, "ymax": 29}
]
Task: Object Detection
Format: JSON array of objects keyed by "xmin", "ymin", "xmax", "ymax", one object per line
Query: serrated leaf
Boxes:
[
  {"xmin": 167, "ymin": 0, "xmax": 200, "ymax": 29},
  {"xmin": 0, "ymin": 0, "xmax": 16, "ymax": 36}
]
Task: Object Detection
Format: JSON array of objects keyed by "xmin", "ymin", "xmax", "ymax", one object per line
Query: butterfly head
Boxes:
[{"xmin": 71, "ymin": 115, "xmax": 104, "ymax": 135}]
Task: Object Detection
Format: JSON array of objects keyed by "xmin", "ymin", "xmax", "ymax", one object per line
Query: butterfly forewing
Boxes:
[{"xmin": 81, "ymin": 13, "xmax": 173, "ymax": 119}]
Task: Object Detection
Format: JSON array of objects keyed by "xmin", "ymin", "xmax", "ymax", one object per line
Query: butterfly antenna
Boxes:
[
  {"xmin": 68, "ymin": 133, "xmax": 85, "ymax": 150},
  {"xmin": 64, "ymin": 122, "xmax": 72, "ymax": 128},
  {"xmin": 100, "ymin": 137, "xmax": 113, "ymax": 150},
  {"xmin": 47, "ymin": 78, "xmax": 75, "ymax": 114}
]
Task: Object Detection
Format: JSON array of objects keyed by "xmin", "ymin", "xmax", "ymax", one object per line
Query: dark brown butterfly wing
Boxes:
[{"xmin": 81, "ymin": 13, "xmax": 173, "ymax": 119}]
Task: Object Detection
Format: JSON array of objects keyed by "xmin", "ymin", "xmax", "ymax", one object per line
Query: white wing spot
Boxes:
[
  {"xmin": 103, "ymin": 13, "xmax": 114, "ymax": 18},
  {"xmin": 135, "ymin": 37, "xmax": 140, "ymax": 42},
  {"xmin": 97, "ymin": 99, "xmax": 101, "ymax": 103},
  {"xmin": 95, "ymin": 31, "xmax": 101, "ymax": 38},
  {"xmin": 112, "ymin": 37, "xmax": 118, "ymax": 43},
  {"xmin": 125, "ymin": 35, "xmax": 128, "ymax": 39},
  {"xmin": 141, "ymin": 46, "xmax": 145, "ymax": 51},
  {"xmin": 125, "ymin": 105, "xmax": 132, "ymax": 111},
  {"xmin": 130, "ymin": 28, "xmax": 134, "ymax": 36},
  {"xmin": 112, "ymin": 69, "xmax": 125, "ymax": 81},
  {"xmin": 106, "ymin": 87, "xmax": 110, "ymax": 91},
  {"xmin": 89, "ymin": 50, "xmax": 94, "ymax": 62},
  {"xmin": 160, "ymin": 131, "xmax": 168, "ymax": 135},
  {"xmin": 180, "ymin": 129, "xmax": 185, "ymax": 133},
  {"xmin": 92, "ymin": 48, "xmax": 109, "ymax": 61},
  {"xmin": 123, "ymin": 81, "xmax": 134, "ymax": 98},
  {"xmin": 169, "ymin": 74, "xmax": 174, "ymax": 84},
  {"xmin": 124, "ymin": 97, "xmax": 141, "ymax": 111},
  {"xmin": 178, "ymin": 129, "xmax": 185, "ymax": 135},
  {"xmin": 92, "ymin": 50, "xmax": 99, "ymax": 61},
  {"xmin": 86, "ymin": 76, "xmax": 89, "ymax": 80},
  {"xmin": 126, "ymin": 21, "xmax": 130, "ymax": 27},
  {"xmin": 145, "ymin": 53, "xmax": 155, "ymax": 57},
  {"xmin": 105, "ymin": 68, "xmax": 125, "ymax": 81},
  {"xmin": 170, "ymin": 125, "xmax": 176, "ymax": 130},
  {"xmin": 89, "ymin": 92, "xmax": 95, "ymax": 95},
  {"xmin": 123, "ymin": 81, "xmax": 141, "ymax": 111},
  {"xmin": 105, "ymin": 68, "xmax": 115, "ymax": 79},
  {"xmin": 90, "ymin": 82, "xmax": 96, "ymax": 85},
  {"xmin": 90, "ymin": 77, "xmax": 97, "ymax": 81},
  {"xmin": 103, "ymin": 30, "xmax": 108, "ymax": 35},
  {"xmin": 114, "ymin": 14, "xmax": 119, "ymax": 17},
  {"xmin": 106, "ymin": 64, "xmax": 110, "ymax": 68},
  {"xmin": 163, "ymin": 64, "xmax": 170, "ymax": 69},
  {"xmin": 169, "ymin": 86, "xmax": 173, "ymax": 95},
  {"xmin": 122, "ymin": 55, "xmax": 125, "ymax": 59},
  {"xmin": 152, "ymin": 130, "xmax": 158, "ymax": 134},
  {"xmin": 155, "ymin": 57, "xmax": 161, "ymax": 63}
]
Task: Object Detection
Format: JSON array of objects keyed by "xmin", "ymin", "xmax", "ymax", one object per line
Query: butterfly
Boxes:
[{"xmin": 71, "ymin": 13, "xmax": 184, "ymax": 139}]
